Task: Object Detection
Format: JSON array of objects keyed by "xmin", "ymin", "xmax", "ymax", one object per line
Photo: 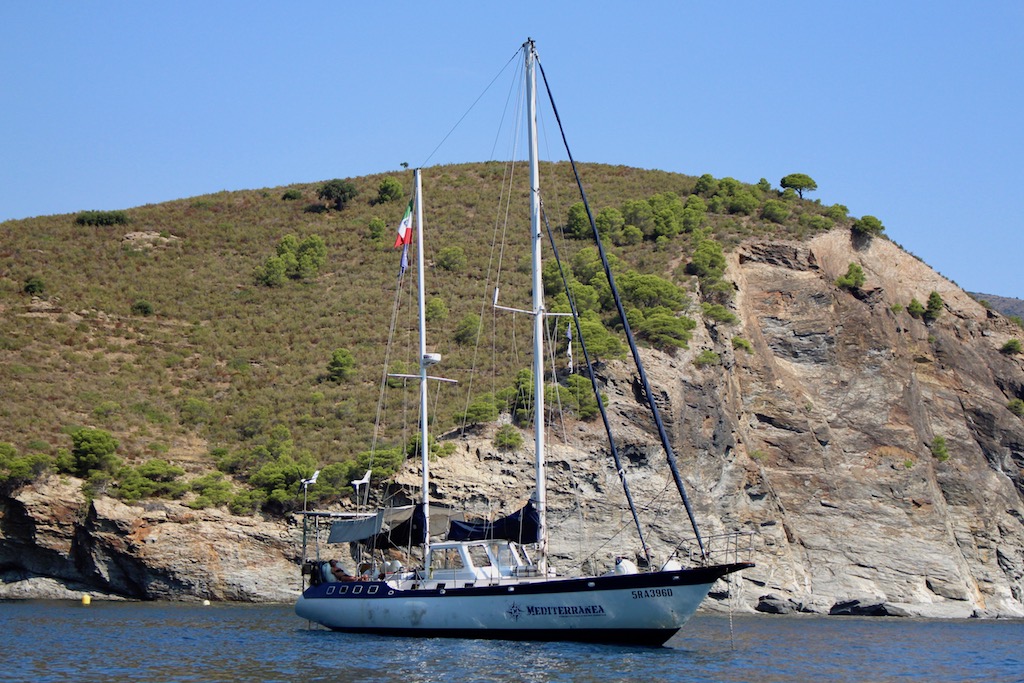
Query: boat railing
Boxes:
[{"xmin": 675, "ymin": 530, "xmax": 756, "ymax": 567}]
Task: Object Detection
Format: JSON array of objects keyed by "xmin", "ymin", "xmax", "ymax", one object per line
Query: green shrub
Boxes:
[
  {"xmin": 634, "ymin": 312, "xmax": 696, "ymax": 351},
  {"xmin": 732, "ymin": 336, "xmax": 753, "ymax": 353},
  {"xmin": 1000, "ymin": 339, "xmax": 1022, "ymax": 355},
  {"xmin": 436, "ymin": 246, "xmax": 467, "ymax": 272},
  {"xmin": 702, "ymin": 303, "xmax": 738, "ymax": 324},
  {"xmin": 254, "ymin": 255, "xmax": 287, "ymax": 287},
  {"xmin": 377, "ymin": 177, "xmax": 404, "ymax": 204},
  {"xmin": 493, "ymin": 424, "xmax": 523, "ymax": 451},
  {"xmin": 565, "ymin": 202, "xmax": 590, "ymax": 238},
  {"xmin": 281, "ymin": 188, "xmax": 302, "ymax": 201},
  {"xmin": 23, "ymin": 276, "xmax": 45, "ymax": 295},
  {"xmin": 317, "ymin": 179, "xmax": 358, "ymax": 211},
  {"xmin": 453, "ymin": 313, "xmax": 480, "ymax": 345},
  {"xmin": 368, "ymin": 217, "xmax": 386, "ymax": 241},
  {"xmin": 180, "ymin": 397, "xmax": 213, "ymax": 426},
  {"xmin": 576, "ymin": 313, "xmax": 624, "ymax": 359},
  {"xmin": 924, "ymin": 291, "xmax": 944, "ymax": 323},
  {"xmin": 694, "ymin": 350, "xmax": 721, "ymax": 367},
  {"xmin": 113, "ymin": 459, "xmax": 187, "ymax": 502},
  {"xmin": 907, "ymin": 298, "xmax": 925, "ymax": 318},
  {"xmin": 826, "ymin": 204, "xmax": 849, "ymax": 222},
  {"xmin": 802, "ymin": 214, "xmax": 833, "ymax": 232},
  {"xmin": 189, "ymin": 472, "xmax": 235, "ymax": 509},
  {"xmin": 761, "ymin": 200, "xmax": 790, "ymax": 224},
  {"xmin": 61, "ymin": 428, "xmax": 120, "ymax": 478},
  {"xmin": 1008, "ymin": 398, "xmax": 1024, "ymax": 418},
  {"xmin": 76, "ymin": 210, "xmax": 129, "ymax": 226},
  {"xmin": 687, "ymin": 238, "xmax": 726, "ymax": 281},
  {"xmin": 0, "ymin": 443, "xmax": 52, "ymax": 488},
  {"xmin": 548, "ymin": 374, "xmax": 602, "ymax": 420},
  {"xmin": 930, "ymin": 435, "xmax": 949, "ymax": 462},
  {"xmin": 852, "ymin": 215, "xmax": 885, "ymax": 237},
  {"xmin": 595, "ymin": 206, "xmax": 624, "ymax": 240},
  {"xmin": 615, "ymin": 224, "xmax": 643, "ymax": 246},
  {"xmin": 326, "ymin": 348, "xmax": 356, "ymax": 382},
  {"xmin": 229, "ymin": 489, "xmax": 267, "ymax": 516},
  {"xmin": 726, "ymin": 191, "xmax": 758, "ymax": 216},
  {"xmin": 425, "ymin": 297, "xmax": 448, "ymax": 322},
  {"xmin": 257, "ymin": 234, "xmax": 327, "ymax": 286},
  {"xmin": 457, "ymin": 393, "xmax": 500, "ymax": 425},
  {"xmin": 131, "ymin": 299, "xmax": 154, "ymax": 316},
  {"xmin": 694, "ymin": 173, "xmax": 719, "ymax": 197},
  {"xmin": 835, "ymin": 263, "xmax": 865, "ymax": 290},
  {"xmin": 613, "ymin": 271, "xmax": 687, "ymax": 311}
]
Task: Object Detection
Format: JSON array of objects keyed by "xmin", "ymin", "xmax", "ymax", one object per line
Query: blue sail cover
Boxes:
[{"xmin": 447, "ymin": 500, "xmax": 541, "ymax": 544}]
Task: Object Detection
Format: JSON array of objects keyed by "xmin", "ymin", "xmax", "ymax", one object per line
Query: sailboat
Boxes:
[{"xmin": 294, "ymin": 39, "xmax": 752, "ymax": 647}]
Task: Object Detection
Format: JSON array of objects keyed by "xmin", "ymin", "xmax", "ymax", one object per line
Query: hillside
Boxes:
[
  {"xmin": 0, "ymin": 163, "xmax": 848, "ymax": 504},
  {"xmin": 3, "ymin": 164, "xmax": 1024, "ymax": 616},
  {"xmin": 969, "ymin": 292, "xmax": 1024, "ymax": 320}
]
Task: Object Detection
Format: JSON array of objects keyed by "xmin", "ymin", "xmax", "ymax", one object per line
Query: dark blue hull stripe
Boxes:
[{"xmin": 301, "ymin": 562, "xmax": 750, "ymax": 600}]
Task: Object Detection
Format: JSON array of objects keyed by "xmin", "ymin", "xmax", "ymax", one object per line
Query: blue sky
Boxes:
[{"xmin": 3, "ymin": 2, "xmax": 1022, "ymax": 297}]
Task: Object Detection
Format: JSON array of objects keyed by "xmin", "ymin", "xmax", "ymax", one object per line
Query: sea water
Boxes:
[{"xmin": 0, "ymin": 600, "xmax": 1019, "ymax": 682}]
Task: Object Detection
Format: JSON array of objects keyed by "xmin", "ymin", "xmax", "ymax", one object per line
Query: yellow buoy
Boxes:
[{"xmin": 81, "ymin": 594, "xmax": 91, "ymax": 606}]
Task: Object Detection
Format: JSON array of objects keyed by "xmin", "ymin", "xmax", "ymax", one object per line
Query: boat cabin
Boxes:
[{"xmin": 424, "ymin": 540, "xmax": 535, "ymax": 585}]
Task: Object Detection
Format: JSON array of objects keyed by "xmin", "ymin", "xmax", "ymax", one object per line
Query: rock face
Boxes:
[
  {"xmin": 0, "ymin": 476, "xmax": 302, "ymax": 602},
  {"xmin": 399, "ymin": 230, "xmax": 1024, "ymax": 618},
  {"xmin": 3, "ymin": 229, "xmax": 1023, "ymax": 618}
]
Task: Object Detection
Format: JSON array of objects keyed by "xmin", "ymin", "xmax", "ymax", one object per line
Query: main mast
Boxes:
[
  {"xmin": 414, "ymin": 168, "xmax": 431, "ymax": 560},
  {"xmin": 525, "ymin": 39, "xmax": 547, "ymax": 575}
]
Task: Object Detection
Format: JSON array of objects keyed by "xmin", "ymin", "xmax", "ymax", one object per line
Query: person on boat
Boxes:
[{"xmin": 329, "ymin": 559, "xmax": 368, "ymax": 581}]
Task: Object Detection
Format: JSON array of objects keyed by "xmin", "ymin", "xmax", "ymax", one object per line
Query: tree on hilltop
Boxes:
[{"xmin": 780, "ymin": 173, "xmax": 818, "ymax": 199}]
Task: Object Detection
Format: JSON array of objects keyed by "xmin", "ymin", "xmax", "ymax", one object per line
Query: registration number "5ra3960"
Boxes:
[{"xmin": 631, "ymin": 588, "xmax": 673, "ymax": 599}]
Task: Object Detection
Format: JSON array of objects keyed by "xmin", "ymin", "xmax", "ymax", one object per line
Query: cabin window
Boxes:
[
  {"xmin": 430, "ymin": 548, "xmax": 465, "ymax": 572},
  {"xmin": 468, "ymin": 545, "xmax": 492, "ymax": 568},
  {"xmin": 490, "ymin": 543, "xmax": 519, "ymax": 568}
]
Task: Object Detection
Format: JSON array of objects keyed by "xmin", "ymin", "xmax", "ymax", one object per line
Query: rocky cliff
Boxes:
[
  {"xmin": 3, "ymin": 229, "xmax": 1023, "ymax": 617},
  {"xmin": 0, "ymin": 474, "xmax": 302, "ymax": 601}
]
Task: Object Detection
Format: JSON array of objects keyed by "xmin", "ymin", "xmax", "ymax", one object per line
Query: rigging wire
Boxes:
[
  {"xmin": 420, "ymin": 48, "xmax": 522, "ymax": 169},
  {"xmin": 535, "ymin": 53, "xmax": 707, "ymax": 559},
  {"xmin": 540, "ymin": 202, "xmax": 652, "ymax": 566},
  {"xmin": 455, "ymin": 52, "xmax": 525, "ymax": 435},
  {"xmin": 371, "ymin": 265, "xmax": 413, "ymax": 469}
]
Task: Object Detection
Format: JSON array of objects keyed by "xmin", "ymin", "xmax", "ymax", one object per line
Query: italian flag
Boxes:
[{"xmin": 393, "ymin": 200, "xmax": 413, "ymax": 248}]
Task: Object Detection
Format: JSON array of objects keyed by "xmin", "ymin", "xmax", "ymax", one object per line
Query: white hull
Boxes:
[{"xmin": 296, "ymin": 564, "xmax": 747, "ymax": 646}]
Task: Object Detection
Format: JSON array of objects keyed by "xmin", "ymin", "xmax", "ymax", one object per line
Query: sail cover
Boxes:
[
  {"xmin": 327, "ymin": 511, "xmax": 384, "ymax": 543},
  {"xmin": 447, "ymin": 500, "xmax": 540, "ymax": 544},
  {"xmin": 328, "ymin": 505, "xmax": 465, "ymax": 547}
]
